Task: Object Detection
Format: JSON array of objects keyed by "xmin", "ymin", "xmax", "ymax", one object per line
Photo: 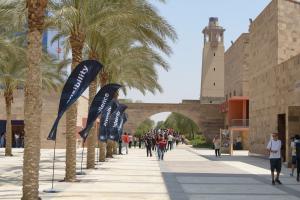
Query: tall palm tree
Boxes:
[
  {"xmin": 50, "ymin": 0, "xmax": 176, "ymax": 167},
  {"xmin": 83, "ymin": 0, "xmax": 176, "ymax": 161},
  {"xmin": 0, "ymin": 38, "xmax": 25, "ymax": 156},
  {"xmin": 22, "ymin": 1, "xmax": 48, "ymax": 199}
]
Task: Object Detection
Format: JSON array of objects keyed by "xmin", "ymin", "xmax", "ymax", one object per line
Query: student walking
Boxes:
[
  {"xmin": 167, "ymin": 134, "xmax": 173, "ymax": 151},
  {"xmin": 122, "ymin": 133, "xmax": 129, "ymax": 154},
  {"xmin": 145, "ymin": 134, "xmax": 152, "ymax": 157},
  {"xmin": 158, "ymin": 135, "xmax": 167, "ymax": 161},
  {"xmin": 133, "ymin": 136, "xmax": 137, "ymax": 148},
  {"xmin": 213, "ymin": 135, "xmax": 221, "ymax": 157},
  {"xmin": 294, "ymin": 135, "xmax": 300, "ymax": 182},
  {"xmin": 290, "ymin": 137, "xmax": 297, "ymax": 177},
  {"xmin": 267, "ymin": 133, "xmax": 282, "ymax": 185}
]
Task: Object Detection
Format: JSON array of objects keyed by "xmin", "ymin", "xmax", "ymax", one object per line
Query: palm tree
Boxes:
[
  {"xmin": 50, "ymin": 0, "xmax": 176, "ymax": 167},
  {"xmin": 0, "ymin": 44, "xmax": 66, "ymax": 156},
  {"xmin": 0, "ymin": 38, "xmax": 25, "ymax": 156},
  {"xmin": 22, "ymin": 1, "xmax": 48, "ymax": 199},
  {"xmin": 82, "ymin": 0, "xmax": 176, "ymax": 160}
]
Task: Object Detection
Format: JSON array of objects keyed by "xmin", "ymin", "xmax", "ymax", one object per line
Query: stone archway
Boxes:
[{"xmin": 123, "ymin": 101, "xmax": 224, "ymax": 141}]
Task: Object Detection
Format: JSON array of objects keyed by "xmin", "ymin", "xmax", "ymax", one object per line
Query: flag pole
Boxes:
[
  {"xmin": 77, "ymin": 140, "xmax": 86, "ymax": 175},
  {"xmin": 43, "ymin": 140, "xmax": 60, "ymax": 193}
]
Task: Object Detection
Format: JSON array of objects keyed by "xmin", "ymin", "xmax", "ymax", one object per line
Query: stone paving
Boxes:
[{"xmin": 0, "ymin": 145, "xmax": 300, "ymax": 200}]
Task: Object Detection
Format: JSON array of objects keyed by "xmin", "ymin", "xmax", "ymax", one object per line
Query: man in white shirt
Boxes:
[
  {"xmin": 167, "ymin": 134, "xmax": 174, "ymax": 151},
  {"xmin": 266, "ymin": 132, "xmax": 282, "ymax": 185}
]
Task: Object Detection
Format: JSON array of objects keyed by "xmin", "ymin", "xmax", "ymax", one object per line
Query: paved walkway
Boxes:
[{"xmin": 0, "ymin": 145, "xmax": 300, "ymax": 200}]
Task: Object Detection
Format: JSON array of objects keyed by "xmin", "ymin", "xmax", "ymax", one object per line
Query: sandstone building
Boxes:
[
  {"xmin": 222, "ymin": 0, "xmax": 300, "ymax": 162},
  {"xmin": 222, "ymin": 33, "xmax": 250, "ymax": 151}
]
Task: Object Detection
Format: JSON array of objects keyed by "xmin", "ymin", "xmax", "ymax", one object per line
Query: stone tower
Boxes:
[{"xmin": 200, "ymin": 17, "xmax": 225, "ymax": 103}]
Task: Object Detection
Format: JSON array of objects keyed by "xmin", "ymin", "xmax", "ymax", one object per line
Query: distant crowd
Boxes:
[{"xmin": 119, "ymin": 129, "xmax": 184, "ymax": 160}]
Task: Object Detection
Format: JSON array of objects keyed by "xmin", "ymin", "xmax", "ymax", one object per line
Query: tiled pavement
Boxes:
[{"xmin": 0, "ymin": 145, "xmax": 300, "ymax": 200}]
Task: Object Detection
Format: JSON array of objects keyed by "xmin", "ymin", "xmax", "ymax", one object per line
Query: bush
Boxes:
[{"xmin": 190, "ymin": 135, "xmax": 213, "ymax": 148}]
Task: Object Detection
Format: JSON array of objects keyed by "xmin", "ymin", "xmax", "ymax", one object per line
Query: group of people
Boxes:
[
  {"xmin": 0, "ymin": 132, "xmax": 24, "ymax": 148},
  {"xmin": 267, "ymin": 132, "xmax": 300, "ymax": 185},
  {"xmin": 119, "ymin": 129, "xmax": 183, "ymax": 160},
  {"xmin": 141, "ymin": 129, "xmax": 183, "ymax": 160}
]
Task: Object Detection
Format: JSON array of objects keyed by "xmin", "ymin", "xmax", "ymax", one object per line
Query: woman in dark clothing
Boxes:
[
  {"xmin": 145, "ymin": 135, "xmax": 152, "ymax": 157},
  {"xmin": 138, "ymin": 136, "xmax": 142, "ymax": 148}
]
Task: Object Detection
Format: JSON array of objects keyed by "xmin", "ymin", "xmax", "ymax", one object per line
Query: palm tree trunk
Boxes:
[
  {"xmin": 22, "ymin": 1, "xmax": 47, "ymax": 199},
  {"xmin": 113, "ymin": 141, "xmax": 118, "ymax": 154},
  {"xmin": 99, "ymin": 70, "xmax": 108, "ymax": 161},
  {"xmin": 65, "ymin": 33, "xmax": 84, "ymax": 182},
  {"xmin": 99, "ymin": 140, "xmax": 106, "ymax": 162},
  {"xmin": 86, "ymin": 75, "xmax": 97, "ymax": 169},
  {"xmin": 4, "ymin": 90, "xmax": 13, "ymax": 156},
  {"xmin": 106, "ymin": 139, "xmax": 114, "ymax": 158}
]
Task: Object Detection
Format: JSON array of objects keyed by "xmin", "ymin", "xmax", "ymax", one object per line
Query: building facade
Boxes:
[
  {"xmin": 220, "ymin": 0, "xmax": 300, "ymax": 161},
  {"xmin": 248, "ymin": 0, "xmax": 300, "ymax": 161},
  {"xmin": 222, "ymin": 33, "xmax": 250, "ymax": 152},
  {"xmin": 0, "ymin": 90, "xmax": 89, "ymax": 148}
]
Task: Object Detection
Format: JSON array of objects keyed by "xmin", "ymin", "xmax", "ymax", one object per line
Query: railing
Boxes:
[{"xmin": 230, "ymin": 119, "xmax": 249, "ymax": 128}]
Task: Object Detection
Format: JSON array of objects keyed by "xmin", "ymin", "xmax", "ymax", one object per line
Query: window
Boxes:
[
  {"xmin": 213, "ymin": 82, "xmax": 215, "ymax": 86},
  {"xmin": 214, "ymin": 53, "xmax": 216, "ymax": 56},
  {"xmin": 233, "ymin": 90, "xmax": 236, "ymax": 96},
  {"xmin": 213, "ymin": 68, "xmax": 215, "ymax": 71}
]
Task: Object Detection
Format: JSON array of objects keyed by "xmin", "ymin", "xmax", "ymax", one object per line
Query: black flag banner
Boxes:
[
  {"xmin": 116, "ymin": 113, "xmax": 128, "ymax": 141},
  {"xmin": 47, "ymin": 60, "xmax": 103, "ymax": 140},
  {"xmin": 108, "ymin": 104, "xmax": 128, "ymax": 141},
  {"xmin": 79, "ymin": 83, "xmax": 122, "ymax": 140},
  {"xmin": 99, "ymin": 100, "xmax": 118, "ymax": 142}
]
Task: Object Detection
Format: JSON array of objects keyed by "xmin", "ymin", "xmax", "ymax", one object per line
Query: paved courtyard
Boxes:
[{"xmin": 0, "ymin": 145, "xmax": 300, "ymax": 200}]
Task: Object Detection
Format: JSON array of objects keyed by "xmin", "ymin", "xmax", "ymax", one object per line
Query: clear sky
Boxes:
[{"xmin": 120, "ymin": 0, "xmax": 271, "ymax": 104}]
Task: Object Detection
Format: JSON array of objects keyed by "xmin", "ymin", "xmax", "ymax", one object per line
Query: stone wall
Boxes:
[
  {"xmin": 123, "ymin": 102, "xmax": 224, "ymax": 142},
  {"xmin": 249, "ymin": 54, "xmax": 300, "ymax": 155},
  {"xmin": 224, "ymin": 33, "xmax": 249, "ymax": 98},
  {"xmin": 248, "ymin": 0, "xmax": 300, "ymax": 155}
]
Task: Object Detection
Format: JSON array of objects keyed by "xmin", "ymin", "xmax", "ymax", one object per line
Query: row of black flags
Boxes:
[{"xmin": 44, "ymin": 60, "xmax": 128, "ymax": 193}]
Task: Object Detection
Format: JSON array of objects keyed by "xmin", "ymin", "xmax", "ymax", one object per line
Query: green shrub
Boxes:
[{"xmin": 190, "ymin": 135, "xmax": 213, "ymax": 148}]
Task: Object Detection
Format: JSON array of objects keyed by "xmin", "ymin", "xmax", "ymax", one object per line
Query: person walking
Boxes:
[
  {"xmin": 167, "ymin": 134, "xmax": 173, "ymax": 151},
  {"xmin": 122, "ymin": 132, "xmax": 129, "ymax": 154},
  {"xmin": 290, "ymin": 137, "xmax": 296, "ymax": 177},
  {"xmin": 133, "ymin": 136, "xmax": 137, "ymax": 148},
  {"xmin": 118, "ymin": 137, "xmax": 123, "ymax": 155},
  {"xmin": 145, "ymin": 134, "xmax": 152, "ymax": 157},
  {"xmin": 294, "ymin": 134, "xmax": 300, "ymax": 182},
  {"xmin": 157, "ymin": 135, "xmax": 167, "ymax": 161},
  {"xmin": 213, "ymin": 135, "xmax": 221, "ymax": 157},
  {"xmin": 267, "ymin": 132, "xmax": 282, "ymax": 185},
  {"xmin": 138, "ymin": 136, "xmax": 142, "ymax": 149},
  {"xmin": 128, "ymin": 134, "xmax": 133, "ymax": 148}
]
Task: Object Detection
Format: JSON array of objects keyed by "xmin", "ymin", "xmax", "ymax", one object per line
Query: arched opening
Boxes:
[{"xmin": 134, "ymin": 112, "xmax": 211, "ymax": 148}]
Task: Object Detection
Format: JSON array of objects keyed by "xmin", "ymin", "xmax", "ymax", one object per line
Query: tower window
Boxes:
[
  {"xmin": 214, "ymin": 53, "xmax": 216, "ymax": 56},
  {"xmin": 213, "ymin": 68, "xmax": 215, "ymax": 71},
  {"xmin": 213, "ymin": 82, "xmax": 215, "ymax": 86}
]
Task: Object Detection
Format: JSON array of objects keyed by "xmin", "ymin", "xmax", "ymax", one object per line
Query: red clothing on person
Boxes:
[
  {"xmin": 158, "ymin": 139, "xmax": 167, "ymax": 149},
  {"xmin": 122, "ymin": 134, "xmax": 129, "ymax": 143}
]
